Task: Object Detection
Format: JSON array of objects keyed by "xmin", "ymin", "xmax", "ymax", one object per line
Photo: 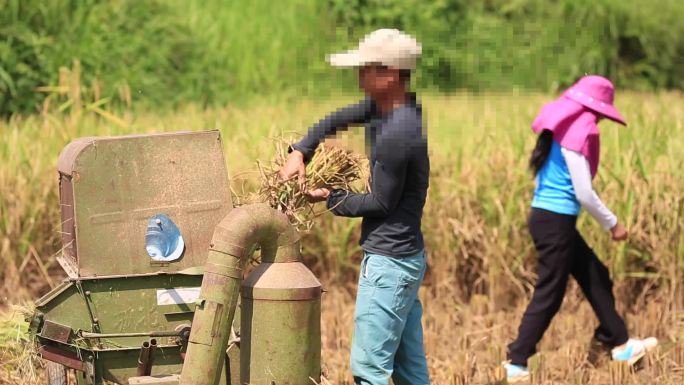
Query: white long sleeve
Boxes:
[{"xmin": 561, "ymin": 147, "xmax": 618, "ymax": 230}]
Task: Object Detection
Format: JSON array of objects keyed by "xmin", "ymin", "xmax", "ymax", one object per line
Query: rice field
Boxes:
[{"xmin": 1, "ymin": 91, "xmax": 683, "ymax": 384}]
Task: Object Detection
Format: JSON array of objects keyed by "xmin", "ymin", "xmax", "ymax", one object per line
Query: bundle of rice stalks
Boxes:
[
  {"xmin": 0, "ymin": 305, "xmax": 42, "ymax": 385},
  {"xmin": 254, "ymin": 138, "xmax": 368, "ymax": 231}
]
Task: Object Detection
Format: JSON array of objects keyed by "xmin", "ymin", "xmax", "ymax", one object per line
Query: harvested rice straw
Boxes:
[
  {"xmin": 0, "ymin": 305, "xmax": 42, "ymax": 385},
  {"xmin": 254, "ymin": 138, "xmax": 368, "ymax": 232}
]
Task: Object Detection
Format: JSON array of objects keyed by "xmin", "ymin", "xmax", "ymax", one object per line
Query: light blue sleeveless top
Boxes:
[{"xmin": 531, "ymin": 140, "xmax": 580, "ymax": 215}]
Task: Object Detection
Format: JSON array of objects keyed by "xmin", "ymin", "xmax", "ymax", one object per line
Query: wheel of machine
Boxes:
[{"xmin": 45, "ymin": 360, "xmax": 68, "ymax": 385}]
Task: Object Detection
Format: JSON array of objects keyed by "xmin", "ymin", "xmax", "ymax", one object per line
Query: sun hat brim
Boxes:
[
  {"xmin": 565, "ymin": 91, "xmax": 627, "ymax": 126},
  {"xmin": 327, "ymin": 50, "xmax": 368, "ymax": 67}
]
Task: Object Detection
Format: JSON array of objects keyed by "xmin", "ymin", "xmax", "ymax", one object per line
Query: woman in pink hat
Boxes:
[{"xmin": 503, "ymin": 75, "xmax": 658, "ymax": 382}]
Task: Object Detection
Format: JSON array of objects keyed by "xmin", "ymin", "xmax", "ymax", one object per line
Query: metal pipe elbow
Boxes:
[{"xmin": 208, "ymin": 203, "xmax": 301, "ymax": 264}]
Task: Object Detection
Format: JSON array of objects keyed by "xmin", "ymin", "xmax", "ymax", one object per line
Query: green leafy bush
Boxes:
[
  {"xmin": 329, "ymin": 0, "xmax": 684, "ymax": 91},
  {"xmin": 1, "ymin": 0, "xmax": 682, "ymax": 116}
]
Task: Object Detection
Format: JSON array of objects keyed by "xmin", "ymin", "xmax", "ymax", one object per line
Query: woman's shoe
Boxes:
[
  {"xmin": 611, "ymin": 337, "xmax": 658, "ymax": 365},
  {"xmin": 502, "ymin": 360, "xmax": 530, "ymax": 383}
]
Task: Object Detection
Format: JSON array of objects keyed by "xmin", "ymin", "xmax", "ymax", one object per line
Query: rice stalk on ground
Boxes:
[{"xmin": 0, "ymin": 305, "xmax": 42, "ymax": 385}]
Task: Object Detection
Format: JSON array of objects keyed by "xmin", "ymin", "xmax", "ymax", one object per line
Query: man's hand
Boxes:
[
  {"xmin": 610, "ymin": 221, "xmax": 628, "ymax": 242},
  {"xmin": 279, "ymin": 150, "xmax": 306, "ymax": 188},
  {"xmin": 306, "ymin": 188, "xmax": 330, "ymax": 203}
]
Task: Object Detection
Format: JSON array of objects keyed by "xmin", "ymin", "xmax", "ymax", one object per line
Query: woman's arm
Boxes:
[{"xmin": 561, "ymin": 147, "xmax": 618, "ymax": 230}]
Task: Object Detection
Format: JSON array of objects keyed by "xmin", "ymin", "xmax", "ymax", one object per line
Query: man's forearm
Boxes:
[
  {"xmin": 291, "ymin": 98, "xmax": 374, "ymax": 162},
  {"xmin": 326, "ymin": 190, "xmax": 390, "ymax": 218}
]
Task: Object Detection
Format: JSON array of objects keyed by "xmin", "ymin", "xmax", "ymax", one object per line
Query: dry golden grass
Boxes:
[
  {"xmin": 0, "ymin": 306, "xmax": 43, "ymax": 385},
  {"xmin": 320, "ymin": 274, "xmax": 684, "ymax": 385},
  {"xmin": 1, "ymin": 91, "xmax": 683, "ymax": 384}
]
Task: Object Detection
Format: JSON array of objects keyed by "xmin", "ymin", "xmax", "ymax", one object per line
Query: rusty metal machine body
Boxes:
[{"xmin": 29, "ymin": 131, "xmax": 322, "ymax": 385}]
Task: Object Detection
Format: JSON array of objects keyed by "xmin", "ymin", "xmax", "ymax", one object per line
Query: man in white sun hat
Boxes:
[{"xmin": 280, "ymin": 29, "xmax": 430, "ymax": 385}]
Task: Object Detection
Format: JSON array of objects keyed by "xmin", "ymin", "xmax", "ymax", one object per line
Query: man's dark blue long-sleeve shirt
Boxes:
[{"xmin": 291, "ymin": 94, "xmax": 429, "ymax": 257}]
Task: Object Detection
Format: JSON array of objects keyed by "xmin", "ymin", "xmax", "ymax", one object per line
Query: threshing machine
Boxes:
[{"xmin": 28, "ymin": 131, "xmax": 322, "ymax": 385}]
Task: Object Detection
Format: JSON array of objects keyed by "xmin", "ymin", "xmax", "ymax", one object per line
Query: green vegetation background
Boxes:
[{"xmin": 1, "ymin": 0, "xmax": 683, "ymax": 116}]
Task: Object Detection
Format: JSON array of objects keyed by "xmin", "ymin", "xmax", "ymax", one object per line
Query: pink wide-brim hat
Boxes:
[{"xmin": 563, "ymin": 75, "xmax": 626, "ymax": 125}]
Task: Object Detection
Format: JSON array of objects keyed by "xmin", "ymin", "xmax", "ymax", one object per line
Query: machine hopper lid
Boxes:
[
  {"xmin": 241, "ymin": 262, "xmax": 322, "ymax": 301},
  {"xmin": 55, "ymin": 130, "xmax": 233, "ymax": 277}
]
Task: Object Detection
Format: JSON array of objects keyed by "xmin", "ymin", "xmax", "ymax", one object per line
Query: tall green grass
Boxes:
[
  {"xmin": 0, "ymin": 0, "xmax": 335, "ymax": 116},
  {"xmin": 331, "ymin": 0, "xmax": 684, "ymax": 91},
  {"xmin": 0, "ymin": 0, "xmax": 195, "ymax": 113},
  {"xmin": 2, "ymin": 0, "xmax": 684, "ymax": 116}
]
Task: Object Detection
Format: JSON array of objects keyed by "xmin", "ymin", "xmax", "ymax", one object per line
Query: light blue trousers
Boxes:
[{"xmin": 350, "ymin": 250, "xmax": 430, "ymax": 385}]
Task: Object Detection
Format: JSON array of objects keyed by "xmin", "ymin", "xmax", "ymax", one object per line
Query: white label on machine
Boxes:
[{"xmin": 156, "ymin": 287, "xmax": 201, "ymax": 305}]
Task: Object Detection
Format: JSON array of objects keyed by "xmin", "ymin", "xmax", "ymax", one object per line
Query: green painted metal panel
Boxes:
[
  {"xmin": 36, "ymin": 274, "xmax": 203, "ymax": 348},
  {"xmin": 57, "ymin": 131, "xmax": 232, "ymax": 277},
  {"xmin": 33, "ymin": 273, "xmax": 222, "ymax": 385},
  {"xmin": 240, "ymin": 298, "xmax": 321, "ymax": 385},
  {"xmin": 240, "ymin": 261, "xmax": 321, "ymax": 385}
]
